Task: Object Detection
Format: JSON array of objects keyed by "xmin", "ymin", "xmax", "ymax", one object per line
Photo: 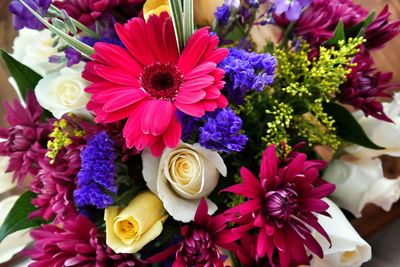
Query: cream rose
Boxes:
[
  {"xmin": 12, "ymin": 28, "xmax": 62, "ymax": 76},
  {"xmin": 322, "ymin": 158, "xmax": 400, "ymax": 217},
  {"xmin": 105, "ymin": 191, "xmax": 167, "ymax": 254},
  {"xmin": 35, "ymin": 63, "xmax": 91, "ymax": 119},
  {"xmin": 0, "ymin": 196, "xmax": 33, "ymax": 264},
  {"xmin": 142, "ymin": 142, "xmax": 227, "ymax": 222},
  {"xmin": 345, "ymin": 93, "xmax": 400, "ymax": 158},
  {"xmin": 309, "ymin": 198, "xmax": 371, "ymax": 267}
]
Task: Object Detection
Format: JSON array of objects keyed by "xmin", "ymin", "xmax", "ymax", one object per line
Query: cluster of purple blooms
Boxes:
[
  {"xmin": 219, "ymin": 48, "xmax": 277, "ymax": 104},
  {"xmin": 74, "ymin": 131, "xmax": 117, "ymax": 209},
  {"xmin": 9, "ymin": 0, "xmax": 51, "ymax": 30},
  {"xmin": 200, "ymin": 108, "xmax": 248, "ymax": 154}
]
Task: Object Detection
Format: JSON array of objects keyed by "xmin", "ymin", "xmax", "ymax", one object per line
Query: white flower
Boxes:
[
  {"xmin": 35, "ymin": 63, "xmax": 91, "ymax": 119},
  {"xmin": 142, "ymin": 143, "xmax": 227, "ymax": 222},
  {"xmin": 345, "ymin": 92, "xmax": 400, "ymax": 158},
  {"xmin": 309, "ymin": 198, "xmax": 371, "ymax": 267},
  {"xmin": 322, "ymin": 158, "xmax": 400, "ymax": 217},
  {"xmin": 0, "ymin": 195, "xmax": 33, "ymax": 264},
  {"xmin": 12, "ymin": 29, "xmax": 62, "ymax": 76},
  {"xmin": 0, "ymin": 156, "xmax": 15, "ymax": 194}
]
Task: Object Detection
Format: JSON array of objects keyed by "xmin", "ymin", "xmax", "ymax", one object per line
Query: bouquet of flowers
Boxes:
[{"xmin": 0, "ymin": 0, "xmax": 399, "ymax": 266}]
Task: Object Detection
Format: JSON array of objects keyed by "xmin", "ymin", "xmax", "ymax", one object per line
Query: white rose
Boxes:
[
  {"xmin": 0, "ymin": 156, "xmax": 16, "ymax": 194},
  {"xmin": 142, "ymin": 143, "xmax": 227, "ymax": 222},
  {"xmin": 35, "ymin": 63, "xmax": 91, "ymax": 119},
  {"xmin": 322, "ymin": 158, "xmax": 400, "ymax": 217},
  {"xmin": 12, "ymin": 29, "xmax": 63, "ymax": 76},
  {"xmin": 345, "ymin": 93, "xmax": 400, "ymax": 158},
  {"xmin": 0, "ymin": 195, "xmax": 33, "ymax": 264},
  {"xmin": 309, "ymin": 198, "xmax": 371, "ymax": 267}
]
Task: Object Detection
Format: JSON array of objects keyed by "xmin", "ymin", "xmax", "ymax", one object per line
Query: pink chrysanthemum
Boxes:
[
  {"xmin": 0, "ymin": 92, "xmax": 51, "ymax": 185},
  {"xmin": 149, "ymin": 199, "xmax": 244, "ymax": 267},
  {"xmin": 223, "ymin": 144, "xmax": 335, "ymax": 267},
  {"xmin": 26, "ymin": 215, "xmax": 144, "ymax": 267},
  {"xmin": 29, "ymin": 142, "xmax": 83, "ymax": 223},
  {"xmin": 83, "ymin": 12, "xmax": 228, "ymax": 156}
]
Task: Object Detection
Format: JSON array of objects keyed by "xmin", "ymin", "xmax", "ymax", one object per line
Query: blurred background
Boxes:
[{"xmin": 0, "ymin": 0, "xmax": 399, "ymax": 266}]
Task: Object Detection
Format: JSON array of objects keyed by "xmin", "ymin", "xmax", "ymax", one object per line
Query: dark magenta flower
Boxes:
[
  {"xmin": 9, "ymin": 0, "xmax": 51, "ymax": 30},
  {"xmin": 276, "ymin": 0, "xmax": 368, "ymax": 45},
  {"xmin": 223, "ymin": 144, "xmax": 335, "ymax": 267},
  {"xmin": 365, "ymin": 5, "xmax": 400, "ymax": 50},
  {"xmin": 0, "ymin": 93, "xmax": 51, "ymax": 186},
  {"xmin": 53, "ymin": 0, "xmax": 120, "ymax": 26},
  {"xmin": 26, "ymin": 215, "xmax": 144, "ymax": 267},
  {"xmin": 148, "ymin": 199, "xmax": 245, "ymax": 267},
  {"xmin": 340, "ymin": 51, "xmax": 396, "ymax": 122},
  {"xmin": 30, "ymin": 142, "xmax": 83, "ymax": 223}
]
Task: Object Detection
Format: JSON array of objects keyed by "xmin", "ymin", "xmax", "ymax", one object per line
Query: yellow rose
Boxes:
[
  {"xmin": 105, "ymin": 191, "xmax": 168, "ymax": 254},
  {"xmin": 194, "ymin": 0, "xmax": 225, "ymax": 26},
  {"xmin": 143, "ymin": 0, "xmax": 171, "ymax": 21}
]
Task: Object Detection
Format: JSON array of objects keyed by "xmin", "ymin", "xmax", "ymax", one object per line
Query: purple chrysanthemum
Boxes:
[
  {"xmin": 365, "ymin": 5, "xmax": 400, "ymax": 50},
  {"xmin": 30, "ymin": 143, "xmax": 82, "ymax": 223},
  {"xmin": 219, "ymin": 48, "xmax": 276, "ymax": 104},
  {"xmin": 26, "ymin": 215, "xmax": 144, "ymax": 267},
  {"xmin": 339, "ymin": 50, "xmax": 395, "ymax": 122},
  {"xmin": 199, "ymin": 108, "xmax": 248, "ymax": 154},
  {"xmin": 274, "ymin": 0, "xmax": 311, "ymax": 21},
  {"xmin": 215, "ymin": 4, "xmax": 231, "ymax": 25},
  {"xmin": 9, "ymin": 0, "xmax": 51, "ymax": 30},
  {"xmin": 0, "ymin": 93, "xmax": 51, "ymax": 185},
  {"xmin": 223, "ymin": 144, "xmax": 336, "ymax": 267},
  {"xmin": 74, "ymin": 131, "xmax": 117, "ymax": 209}
]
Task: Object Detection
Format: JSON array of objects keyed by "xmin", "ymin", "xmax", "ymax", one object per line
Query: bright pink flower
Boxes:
[
  {"xmin": 365, "ymin": 5, "xmax": 400, "ymax": 50},
  {"xmin": 148, "ymin": 199, "xmax": 244, "ymax": 267},
  {"xmin": 83, "ymin": 13, "xmax": 228, "ymax": 156},
  {"xmin": 223, "ymin": 144, "xmax": 335, "ymax": 267},
  {"xmin": 0, "ymin": 92, "xmax": 51, "ymax": 185},
  {"xmin": 26, "ymin": 215, "xmax": 144, "ymax": 267}
]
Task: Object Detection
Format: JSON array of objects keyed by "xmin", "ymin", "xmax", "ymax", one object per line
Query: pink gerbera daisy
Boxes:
[{"xmin": 83, "ymin": 12, "xmax": 228, "ymax": 156}]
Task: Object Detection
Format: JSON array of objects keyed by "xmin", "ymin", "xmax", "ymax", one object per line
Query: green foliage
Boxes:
[
  {"xmin": 0, "ymin": 49, "xmax": 42, "ymax": 100},
  {"xmin": 0, "ymin": 191, "xmax": 48, "ymax": 243}
]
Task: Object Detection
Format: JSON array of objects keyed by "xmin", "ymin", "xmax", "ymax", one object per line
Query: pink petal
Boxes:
[
  {"xmin": 140, "ymin": 100, "xmax": 173, "ymax": 136},
  {"xmin": 104, "ymin": 90, "xmax": 147, "ymax": 112},
  {"xmin": 174, "ymin": 90, "xmax": 206, "ymax": 104}
]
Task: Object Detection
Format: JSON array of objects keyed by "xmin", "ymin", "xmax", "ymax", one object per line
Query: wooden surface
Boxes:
[{"xmin": 0, "ymin": 0, "xmax": 399, "ymax": 240}]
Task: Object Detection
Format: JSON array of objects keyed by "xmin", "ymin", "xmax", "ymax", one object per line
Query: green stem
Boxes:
[
  {"xmin": 280, "ymin": 21, "xmax": 296, "ymax": 48},
  {"xmin": 48, "ymin": 5, "xmax": 101, "ymax": 39}
]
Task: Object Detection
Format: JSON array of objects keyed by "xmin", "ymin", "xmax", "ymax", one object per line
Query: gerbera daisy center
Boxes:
[{"xmin": 140, "ymin": 62, "xmax": 183, "ymax": 100}]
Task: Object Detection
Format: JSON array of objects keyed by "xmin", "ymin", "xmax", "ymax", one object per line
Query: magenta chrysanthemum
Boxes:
[
  {"xmin": 149, "ymin": 199, "xmax": 244, "ymax": 267},
  {"xmin": 340, "ymin": 51, "xmax": 395, "ymax": 122},
  {"xmin": 83, "ymin": 12, "xmax": 228, "ymax": 156},
  {"xmin": 0, "ymin": 92, "xmax": 51, "ymax": 185},
  {"xmin": 29, "ymin": 143, "xmax": 82, "ymax": 223},
  {"xmin": 26, "ymin": 215, "xmax": 144, "ymax": 267},
  {"xmin": 223, "ymin": 144, "xmax": 335, "ymax": 267}
]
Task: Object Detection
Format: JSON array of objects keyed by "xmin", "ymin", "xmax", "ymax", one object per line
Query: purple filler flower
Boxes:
[
  {"xmin": 74, "ymin": 131, "xmax": 117, "ymax": 209},
  {"xmin": 9, "ymin": 0, "xmax": 51, "ymax": 30},
  {"xmin": 215, "ymin": 4, "xmax": 230, "ymax": 25},
  {"xmin": 200, "ymin": 108, "xmax": 248, "ymax": 154},
  {"xmin": 274, "ymin": 0, "xmax": 311, "ymax": 21}
]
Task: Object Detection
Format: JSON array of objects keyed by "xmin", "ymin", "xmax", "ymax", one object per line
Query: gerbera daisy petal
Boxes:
[
  {"xmin": 140, "ymin": 100, "xmax": 173, "ymax": 136},
  {"xmin": 174, "ymin": 90, "xmax": 206, "ymax": 104},
  {"xmin": 93, "ymin": 64, "xmax": 139, "ymax": 85},
  {"xmin": 178, "ymin": 29, "xmax": 210, "ymax": 75},
  {"xmin": 162, "ymin": 115, "xmax": 181, "ymax": 149},
  {"xmin": 103, "ymin": 90, "xmax": 146, "ymax": 112}
]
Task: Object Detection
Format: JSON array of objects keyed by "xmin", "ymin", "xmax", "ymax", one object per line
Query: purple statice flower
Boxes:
[
  {"xmin": 199, "ymin": 108, "xmax": 248, "ymax": 154},
  {"xmin": 9, "ymin": 0, "xmax": 51, "ymax": 30},
  {"xmin": 177, "ymin": 111, "xmax": 202, "ymax": 142},
  {"xmin": 74, "ymin": 131, "xmax": 117, "ymax": 209},
  {"xmin": 274, "ymin": 0, "xmax": 311, "ymax": 21},
  {"xmin": 65, "ymin": 36, "xmax": 124, "ymax": 67},
  {"xmin": 0, "ymin": 93, "xmax": 52, "ymax": 186},
  {"xmin": 215, "ymin": 4, "xmax": 231, "ymax": 25},
  {"xmin": 219, "ymin": 48, "xmax": 276, "ymax": 104}
]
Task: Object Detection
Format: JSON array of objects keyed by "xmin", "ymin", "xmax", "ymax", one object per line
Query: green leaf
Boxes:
[
  {"xmin": 0, "ymin": 191, "xmax": 47, "ymax": 243},
  {"xmin": 17, "ymin": 0, "xmax": 94, "ymax": 58},
  {"xmin": 323, "ymin": 102, "xmax": 384, "ymax": 150},
  {"xmin": 0, "ymin": 49, "xmax": 42, "ymax": 100},
  {"xmin": 169, "ymin": 0, "xmax": 184, "ymax": 52},
  {"xmin": 183, "ymin": 0, "xmax": 194, "ymax": 46},
  {"xmin": 346, "ymin": 11, "xmax": 376, "ymax": 38},
  {"xmin": 324, "ymin": 21, "xmax": 345, "ymax": 46}
]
